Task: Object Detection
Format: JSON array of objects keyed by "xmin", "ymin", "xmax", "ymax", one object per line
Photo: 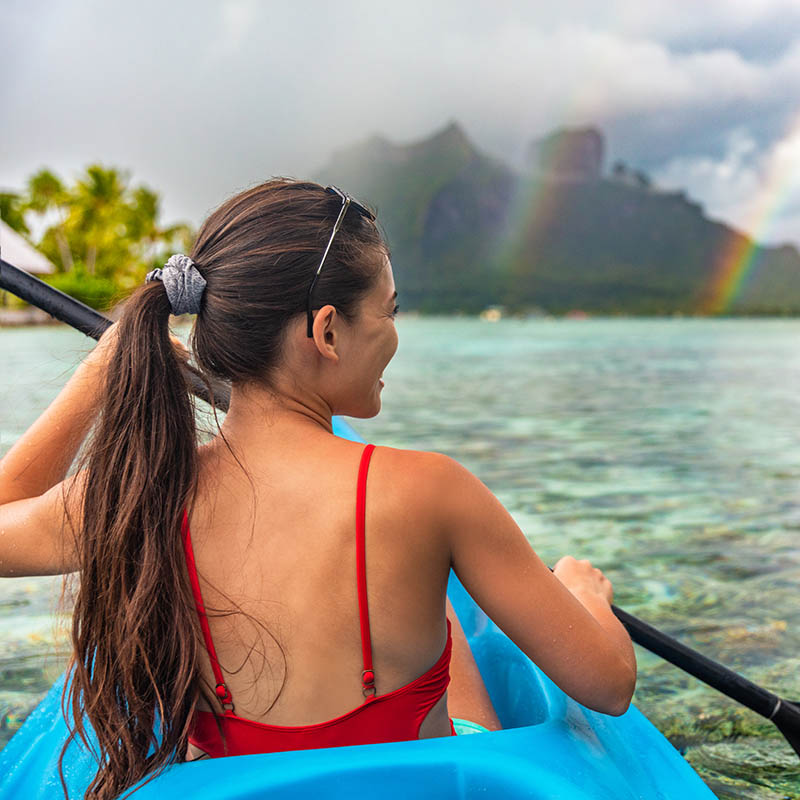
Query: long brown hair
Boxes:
[{"xmin": 63, "ymin": 179, "xmax": 386, "ymax": 799}]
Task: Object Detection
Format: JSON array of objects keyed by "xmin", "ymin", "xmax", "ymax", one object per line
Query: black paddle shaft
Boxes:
[
  {"xmin": 0, "ymin": 259, "xmax": 230, "ymax": 411},
  {"xmin": 1, "ymin": 258, "xmax": 111, "ymax": 339},
  {"xmin": 614, "ymin": 605, "xmax": 800, "ymax": 756}
]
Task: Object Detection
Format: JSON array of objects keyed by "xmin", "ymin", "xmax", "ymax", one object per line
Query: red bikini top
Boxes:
[{"xmin": 182, "ymin": 443, "xmax": 454, "ymax": 757}]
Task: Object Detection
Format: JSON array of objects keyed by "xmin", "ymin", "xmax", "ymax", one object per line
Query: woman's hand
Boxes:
[{"xmin": 552, "ymin": 556, "xmax": 614, "ymax": 605}]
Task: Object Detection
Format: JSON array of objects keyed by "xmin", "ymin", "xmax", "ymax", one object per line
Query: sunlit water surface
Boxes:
[{"xmin": 1, "ymin": 319, "xmax": 798, "ymax": 798}]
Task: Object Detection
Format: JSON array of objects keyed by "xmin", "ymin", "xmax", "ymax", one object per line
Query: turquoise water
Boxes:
[{"xmin": 1, "ymin": 319, "xmax": 799, "ymax": 798}]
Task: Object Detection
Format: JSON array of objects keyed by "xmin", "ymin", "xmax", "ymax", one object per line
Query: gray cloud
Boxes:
[{"xmin": 3, "ymin": 0, "xmax": 800, "ymax": 246}]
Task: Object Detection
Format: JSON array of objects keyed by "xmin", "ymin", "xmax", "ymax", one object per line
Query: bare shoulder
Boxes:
[
  {"xmin": 369, "ymin": 444, "xmax": 452, "ymax": 470},
  {"xmin": 363, "ymin": 446, "xmax": 456, "ymax": 587},
  {"xmin": 367, "ymin": 446, "xmax": 484, "ymax": 530},
  {"xmin": 369, "ymin": 446, "xmax": 468, "ymax": 496}
]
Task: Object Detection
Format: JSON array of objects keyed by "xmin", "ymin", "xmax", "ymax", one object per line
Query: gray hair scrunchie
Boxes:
[{"xmin": 145, "ymin": 254, "xmax": 207, "ymax": 316}]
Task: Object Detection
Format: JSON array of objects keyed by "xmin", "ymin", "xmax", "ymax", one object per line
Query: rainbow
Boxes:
[
  {"xmin": 700, "ymin": 111, "xmax": 800, "ymax": 314},
  {"xmin": 493, "ymin": 128, "xmax": 599, "ymax": 294}
]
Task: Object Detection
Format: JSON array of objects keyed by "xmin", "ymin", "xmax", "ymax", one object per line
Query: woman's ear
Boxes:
[{"xmin": 311, "ymin": 304, "xmax": 340, "ymax": 363}]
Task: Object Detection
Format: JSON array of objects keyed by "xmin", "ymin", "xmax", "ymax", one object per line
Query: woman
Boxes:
[{"xmin": 0, "ymin": 179, "xmax": 635, "ymax": 799}]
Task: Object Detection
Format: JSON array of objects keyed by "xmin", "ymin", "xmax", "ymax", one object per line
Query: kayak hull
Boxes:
[{"xmin": 0, "ymin": 418, "xmax": 716, "ymax": 799}]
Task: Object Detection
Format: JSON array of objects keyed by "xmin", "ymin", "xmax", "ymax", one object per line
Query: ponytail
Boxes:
[{"xmin": 62, "ymin": 282, "xmax": 202, "ymax": 799}]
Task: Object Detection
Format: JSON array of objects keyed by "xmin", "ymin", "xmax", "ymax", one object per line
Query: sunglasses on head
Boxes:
[{"xmin": 306, "ymin": 186, "xmax": 376, "ymax": 337}]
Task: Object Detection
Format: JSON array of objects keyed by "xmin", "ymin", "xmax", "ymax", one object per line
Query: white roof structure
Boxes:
[{"xmin": 0, "ymin": 219, "xmax": 55, "ymax": 274}]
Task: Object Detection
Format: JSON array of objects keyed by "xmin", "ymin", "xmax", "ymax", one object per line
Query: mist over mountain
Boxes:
[{"xmin": 316, "ymin": 123, "xmax": 800, "ymax": 314}]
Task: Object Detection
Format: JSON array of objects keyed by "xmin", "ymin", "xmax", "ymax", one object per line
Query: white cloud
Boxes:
[
  {"xmin": 754, "ymin": 117, "xmax": 800, "ymax": 244},
  {"xmin": 653, "ymin": 131, "xmax": 761, "ymax": 224},
  {"xmin": 211, "ymin": 0, "xmax": 259, "ymax": 57},
  {"xmin": 2, "ymin": 0, "xmax": 800, "ymax": 246},
  {"xmin": 653, "ymin": 121, "xmax": 800, "ymax": 246}
]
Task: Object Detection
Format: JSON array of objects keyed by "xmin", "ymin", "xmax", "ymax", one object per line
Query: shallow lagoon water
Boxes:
[{"xmin": 1, "ymin": 318, "xmax": 799, "ymax": 798}]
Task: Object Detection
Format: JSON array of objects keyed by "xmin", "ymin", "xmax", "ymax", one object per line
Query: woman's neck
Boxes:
[{"xmin": 220, "ymin": 379, "xmax": 335, "ymax": 447}]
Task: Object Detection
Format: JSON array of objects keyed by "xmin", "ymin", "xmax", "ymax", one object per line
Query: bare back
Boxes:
[{"xmin": 189, "ymin": 431, "xmax": 452, "ymax": 735}]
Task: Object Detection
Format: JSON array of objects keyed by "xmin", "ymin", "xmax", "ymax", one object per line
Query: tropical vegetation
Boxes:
[{"xmin": 1, "ymin": 166, "xmax": 192, "ymax": 310}]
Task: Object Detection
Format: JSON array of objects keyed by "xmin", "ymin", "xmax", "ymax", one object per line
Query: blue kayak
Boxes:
[{"xmin": 0, "ymin": 419, "xmax": 716, "ymax": 799}]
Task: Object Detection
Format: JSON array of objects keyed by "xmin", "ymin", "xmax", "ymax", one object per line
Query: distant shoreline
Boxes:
[
  {"xmin": 3, "ymin": 308, "xmax": 800, "ymax": 329},
  {"xmin": 0, "ymin": 308, "xmax": 61, "ymax": 327}
]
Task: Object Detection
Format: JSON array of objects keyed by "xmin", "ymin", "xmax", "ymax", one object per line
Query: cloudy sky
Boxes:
[{"xmin": 4, "ymin": 0, "xmax": 800, "ymax": 247}]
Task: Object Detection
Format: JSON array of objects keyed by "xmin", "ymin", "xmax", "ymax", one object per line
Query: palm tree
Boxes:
[
  {"xmin": 70, "ymin": 165, "xmax": 128, "ymax": 276},
  {"xmin": 14, "ymin": 164, "xmax": 195, "ymax": 309},
  {"xmin": 25, "ymin": 170, "xmax": 73, "ymax": 271},
  {"xmin": 0, "ymin": 192, "xmax": 30, "ymax": 235}
]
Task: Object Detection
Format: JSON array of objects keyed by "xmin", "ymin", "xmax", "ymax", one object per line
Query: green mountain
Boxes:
[{"xmin": 316, "ymin": 124, "xmax": 800, "ymax": 314}]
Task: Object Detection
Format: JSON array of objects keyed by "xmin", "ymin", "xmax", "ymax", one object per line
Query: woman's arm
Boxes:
[
  {"xmin": 0, "ymin": 326, "xmax": 118, "ymax": 576},
  {"xmin": 427, "ymin": 453, "xmax": 636, "ymax": 716},
  {"xmin": 0, "ymin": 326, "xmax": 117, "ymax": 505}
]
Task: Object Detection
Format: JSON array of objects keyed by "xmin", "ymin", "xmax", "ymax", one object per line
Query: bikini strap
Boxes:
[
  {"xmin": 356, "ymin": 444, "xmax": 377, "ymax": 699},
  {"xmin": 181, "ymin": 509, "xmax": 235, "ymax": 714}
]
